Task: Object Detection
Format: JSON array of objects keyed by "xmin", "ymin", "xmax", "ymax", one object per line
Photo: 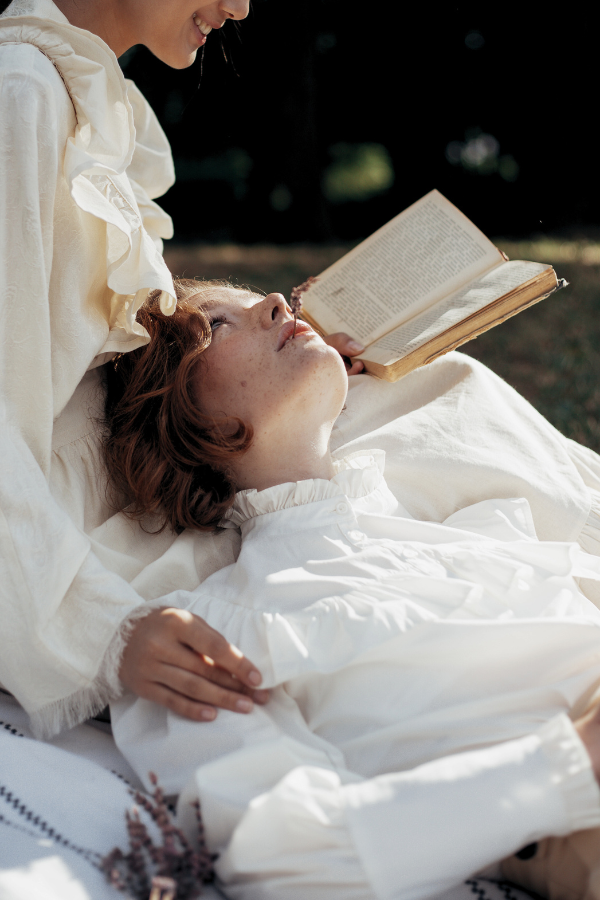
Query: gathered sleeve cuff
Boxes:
[
  {"xmin": 537, "ymin": 713, "xmax": 600, "ymax": 833},
  {"xmin": 0, "ymin": 414, "xmax": 158, "ymax": 738},
  {"xmin": 29, "ymin": 597, "xmax": 164, "ymax": 740},
  {"xmin": 343, "ymin": 713, "xmax": 600, "ymax": 900}
]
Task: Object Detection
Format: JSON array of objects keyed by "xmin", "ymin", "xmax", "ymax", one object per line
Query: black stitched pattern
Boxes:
[
  {"xmin": 110, "ymin": 768, "xmax": 138, "ymax": 792},
  {"xmin": 0, "ymin": 782, "xmax": 103, "ymax": 870},
  {"xmin": 496, "ymin": 881, "xmax": 533, "ymax": 900},
  {"xmin": 0, "ymin": 810, "xmax": 55, "ymax": 845},
  {"xmin": 466, "ymin": 878, "xmax": 493, "ymax": 900},
  {"xmin": 466, "ymin": 879, "xmax": 533, "ymax": 900},
  {"xmin": 0, "ymin": 719, "xmax": 24, "ymax": 738}
]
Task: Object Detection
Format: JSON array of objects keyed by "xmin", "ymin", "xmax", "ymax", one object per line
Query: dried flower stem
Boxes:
[
  {"xmin": 289, "ymin": 276, "xmax": 318, "ymax": 338},
  {"xmin": 149, "ymin": 876, "xmax": 177, "ymax": 900},
  {"xmin": 100, "ymin": 773, "xmax": 215, "ymax": 900}
]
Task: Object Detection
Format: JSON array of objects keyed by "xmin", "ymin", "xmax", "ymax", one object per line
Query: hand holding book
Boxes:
[{"xmin": 299, "ymin": 190, "xmax": 565, "ymax": 382}]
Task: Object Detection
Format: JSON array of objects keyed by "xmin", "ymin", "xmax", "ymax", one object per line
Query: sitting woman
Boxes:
[{"xmin": 107, "ymin": 279, "xmax": 600, "ymax": 900}]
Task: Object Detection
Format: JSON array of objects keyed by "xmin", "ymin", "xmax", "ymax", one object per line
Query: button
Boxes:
[
  {"xmin": 335, "ymin": 502, "xmax": 349, "ymax": 515},
  {"xmin": 348, "ymin": 530, "xmax": 363, "ymax": 542}
]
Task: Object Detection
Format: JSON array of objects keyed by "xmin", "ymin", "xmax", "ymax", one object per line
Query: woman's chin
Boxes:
[
  {"xmin": 149, "ymin": 39, "xmax": 200, "ymax": 70},
  {"xmin": 291, "ymin": 337, "xmax": 346, "ymax": 374},
  {"xmin": 290, "ymin": 343, "xmax": 348, "ymax": 410}
]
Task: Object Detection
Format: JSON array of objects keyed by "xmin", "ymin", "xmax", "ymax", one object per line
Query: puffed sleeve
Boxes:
[
  {"xmin": 0, "ymin": 48, "xmax": 148, "ymax": 736},
  {"xmin": 112, "ymin": 680, "xmax": 600, "ymax": 900}
]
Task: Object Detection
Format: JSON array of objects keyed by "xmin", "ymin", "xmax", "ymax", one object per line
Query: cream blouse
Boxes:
[
  {"xmin": 113, "ymin": 452, "xmax": 600, "ymax": 899},
  {"xmin": 0, "ymin": 0, "xmax": 176, "ymax": 735}
]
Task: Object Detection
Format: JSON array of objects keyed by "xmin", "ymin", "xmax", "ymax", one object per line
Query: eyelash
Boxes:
[{"xmin": 209, "ymin": 315, "xmax": 227, "ymax": 332}]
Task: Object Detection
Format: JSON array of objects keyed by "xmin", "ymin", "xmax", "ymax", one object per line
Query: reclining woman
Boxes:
[{"xmin": 106, "ymin": 279, "xmax": 600, "ymax": 900}]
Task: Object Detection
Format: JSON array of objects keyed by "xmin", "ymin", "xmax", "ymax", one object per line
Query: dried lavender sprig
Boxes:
[
  {"xmin": 149, "ymin": 876, "xmax": 177, "ymax": 900},
  {"xmin": 289, "ymin": 275, "xmax": 318, "ymax": 338},
  {"xmin": 100, "ymin": 772, "xmax": 215, "ymax": 900}
]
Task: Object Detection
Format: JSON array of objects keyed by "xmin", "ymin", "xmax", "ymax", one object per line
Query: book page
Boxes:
[
  {"xmin": 303, "ymin": 190, "xmax": 503, "ymax": 346},
  {"xmin": 363, "ymin": 260, "xmax": 549, "ymax": 366}
]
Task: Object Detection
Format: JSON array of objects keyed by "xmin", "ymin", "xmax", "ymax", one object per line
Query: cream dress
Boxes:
[
  {"xmin": 112, "ymin": 452, "xmax": 600, "ymax": 900},
  {"xmin": 0, "ymin": 0, "xmax": 177, "ymax": 735}
]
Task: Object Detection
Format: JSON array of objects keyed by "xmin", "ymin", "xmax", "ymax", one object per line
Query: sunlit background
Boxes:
[{"xmin": 120, "ymin": 3, "xmax": 600, "ymax": 448}]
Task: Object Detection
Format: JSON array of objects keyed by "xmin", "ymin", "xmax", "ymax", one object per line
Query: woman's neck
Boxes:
[
  {"xmin": 231, "ymin": 423, "xmax": 336, "ymax": 493},
  {"xmin": 52, "ymin": 0, "xmax": 131, "ymax": 57}
]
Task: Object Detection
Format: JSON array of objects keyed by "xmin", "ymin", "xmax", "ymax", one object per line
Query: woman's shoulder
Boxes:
[{"xmin": 0, "ymin": 41, "xmax": 74, "ymax": 119}]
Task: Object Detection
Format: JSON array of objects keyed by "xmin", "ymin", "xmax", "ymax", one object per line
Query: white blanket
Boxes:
[
  {"xmin": 0, "ymin": 693, "xmax": 230, "ymax": 899},
  {"xmin": 0, "ymin": 694, "xmax": 532, "ymax": 900}
]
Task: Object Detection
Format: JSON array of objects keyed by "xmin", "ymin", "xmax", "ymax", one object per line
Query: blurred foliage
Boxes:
[
  {"xmin": 175, "ymin": 148, "xmax": 252, "ymax": 200},
  {"xmin": 323, "ymin": 143, "xmax": 395, "ymax": 203},
  {"xmin": 164, "ymin": 238, "xmax": 600, "ymax": 452},
  {"xmin": 445, "ymin": 129, "xmax": 519, "ymax": 182},
  {"xmin": 120, "ymin": 4, "xmax": 600, "ymax": 244}
]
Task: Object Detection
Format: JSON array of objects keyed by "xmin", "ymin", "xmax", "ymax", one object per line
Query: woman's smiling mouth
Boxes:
[{"xmin": 193, "ymin": 14, "xmax": 213, "ymax": 38}]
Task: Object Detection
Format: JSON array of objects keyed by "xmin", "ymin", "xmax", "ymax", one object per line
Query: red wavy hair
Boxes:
[{"xmin": 103, "ymin": 279, "xmax": 253, "ymax": 533}]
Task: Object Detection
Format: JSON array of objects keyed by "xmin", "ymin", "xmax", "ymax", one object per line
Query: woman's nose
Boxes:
[
  {"xmin": 220, "ymin": 0, "xmax": 249, "ymax": 20},
  {"xmin": 260, "ymin": 293, "xmax": 289, "ymax": 328}
]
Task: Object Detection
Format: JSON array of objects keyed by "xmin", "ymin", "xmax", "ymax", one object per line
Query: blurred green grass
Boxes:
[{"xmin": 164, "ymin": 239, "xmax": 600, "ymax": 452}]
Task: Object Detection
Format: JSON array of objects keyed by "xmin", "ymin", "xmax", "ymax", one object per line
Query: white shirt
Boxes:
[
  {"xmin": 113, "ymin": 452, "xmax": 600, "ymax": 900},
  {"xmin": 0, "ymin": 0, "xmax": 176, "ymax": 734}
]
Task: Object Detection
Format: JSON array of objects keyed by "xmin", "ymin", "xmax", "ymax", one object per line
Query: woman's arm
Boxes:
[
  {"xmin": 113, "ymin": 666, "xmax": 600, "ymax": 900},
  {"xmin": 191, "ymin": 714, "xmax": 600, "ymax": 900},
  {"xmin": 0, "ymin": 49, "xmax": 264, "ymax": 734}
]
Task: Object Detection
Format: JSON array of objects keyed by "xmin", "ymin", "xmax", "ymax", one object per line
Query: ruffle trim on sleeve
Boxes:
[
  {"xmin": 28, "ymin": 600, "xmax": 160, "ymax": 739},
  {"xmin": 169, "ymin": 573, "xmax": 489, "ymax": 689},
  {"xmin": 125, "ymin": 79, "xmax": 176, "ymax": 202},
  {"xmin": 214, "ymin": 765, "xmax": 372, "ymax": 896},
  {"xmin": 0, "ymin": 15, "xmax": 176, "ymax": 351}
]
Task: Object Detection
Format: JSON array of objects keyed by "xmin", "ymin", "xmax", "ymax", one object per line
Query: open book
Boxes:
[{"xmin": 300, "ymin": 190, "xmax": 565, "ymax": 381}]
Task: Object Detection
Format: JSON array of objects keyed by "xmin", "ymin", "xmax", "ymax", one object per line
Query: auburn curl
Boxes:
[{"xmin": 103, "ymin": 279, "xmax": 253, "ymax": 533}]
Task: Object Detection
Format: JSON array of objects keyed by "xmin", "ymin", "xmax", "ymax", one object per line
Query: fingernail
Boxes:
[
  {"xmin": 236, "ymin": 698, "xmax": 253, "ymax": 713},
  {"xmin": 201, "ymin": 708, "xmax": 216, "ymax": 721},
  {"xmin": 348, "ymin": 340, "xmax": 365, "ymax": 354},
  {"xmin": 253, "ymin": 689, "xmax": 269, "ymax": 704},
  {"xmin": 248, "ymin": 670, "xmax": 262, "ymax": 686}
]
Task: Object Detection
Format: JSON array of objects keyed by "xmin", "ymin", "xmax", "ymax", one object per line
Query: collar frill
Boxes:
[
  {"xmin": 0, "ymin": 1, "xmax": 176, "ymax": 350},
  {"xmin": 225, "ymin": 450, "xmax": 388, "ymax": 527}
]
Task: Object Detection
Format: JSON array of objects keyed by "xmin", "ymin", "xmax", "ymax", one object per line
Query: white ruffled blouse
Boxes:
[
  {"xmin": 0, "ymin": 0, "xmax": 176, "ymax": 734},
  {"xmin": 113, "ymin": 452, "xmax": 600, "ymax": 900}
]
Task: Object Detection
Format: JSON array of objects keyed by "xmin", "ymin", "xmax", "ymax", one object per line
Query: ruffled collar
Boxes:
[
  {"xmin": 0, "ymin": 0, "xmax": 176, "ymax": 349},
  {"xmin": 225, "ymin": 450, "xmax": 388, "ymax": 528}
]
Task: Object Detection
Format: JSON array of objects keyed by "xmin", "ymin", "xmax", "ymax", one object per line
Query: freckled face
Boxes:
[{"xmin": 193, "ymin": 289, "xmax": 347, "ymax": 435}]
